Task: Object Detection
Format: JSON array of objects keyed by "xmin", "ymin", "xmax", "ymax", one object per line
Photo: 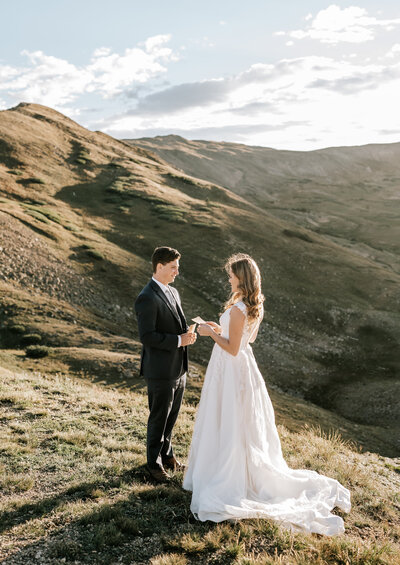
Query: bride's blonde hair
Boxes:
[{"xmin": 223, "ymin": 253, "xmax": 265, "ymax": 321}]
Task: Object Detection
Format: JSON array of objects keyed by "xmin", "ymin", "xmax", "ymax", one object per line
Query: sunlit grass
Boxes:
[{"xmin": 1, "ymin": 367, "xmax": 399, "ymax": 564}]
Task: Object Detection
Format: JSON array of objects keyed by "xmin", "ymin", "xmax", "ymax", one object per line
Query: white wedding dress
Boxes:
[{"xmin": 183, "ymin": 301, "xmax": 351, "ymax": 535}]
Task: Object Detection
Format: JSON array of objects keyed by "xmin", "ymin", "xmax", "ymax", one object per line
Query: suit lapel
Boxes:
[{"xmin": 149, "ymin": 279, "xmax": 183, "ymax": 327}]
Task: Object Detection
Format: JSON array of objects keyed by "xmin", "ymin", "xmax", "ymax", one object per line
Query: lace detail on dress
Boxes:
[
  {"xmin": 231, "ymin": 301, "xmax": 259, "ymax": 350},
  {"xmin": 234, "ymin": 300, "xmax": 247, "ymax": 315}
]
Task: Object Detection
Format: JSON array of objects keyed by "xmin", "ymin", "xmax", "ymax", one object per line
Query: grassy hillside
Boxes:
[
  {"xmin": 0, "ymin": 103, "xmax": 399, "ymax": 455},
  {"xmin": 126, "ymin": 136, "xmax": 400, "ymax": 275},
  {"xmin": 1, "ymin": 366, "xmax": 399, "ymax": 564}
]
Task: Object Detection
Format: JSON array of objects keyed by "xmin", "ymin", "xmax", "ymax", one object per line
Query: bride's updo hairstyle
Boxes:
[{"xmin": 223, "ymin": 253, "xmax": 265, "ymax": 321}]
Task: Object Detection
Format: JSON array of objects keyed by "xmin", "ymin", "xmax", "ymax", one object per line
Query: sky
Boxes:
[{"xmin": 1, "ymin": 0, "xmax": 400, "ymax": 150}]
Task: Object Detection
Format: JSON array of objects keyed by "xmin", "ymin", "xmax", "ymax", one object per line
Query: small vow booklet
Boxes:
[{"xmin": 192, "ymin": 316, "xmax": 206, "ymax": 325}]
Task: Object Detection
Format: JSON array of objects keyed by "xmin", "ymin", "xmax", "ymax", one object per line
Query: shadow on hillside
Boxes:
[{"xmin": 0, "ymin": 464, "xmax": 215, "ymax": 564}]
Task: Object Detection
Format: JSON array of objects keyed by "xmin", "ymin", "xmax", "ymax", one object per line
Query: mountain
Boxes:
[
  {"xmin": 0, "ymin": 103, "xmax": 399, "ymax": 456},
  {"xmin": 126, "ymin": 135, "xmax": 400, "ymax": 275}
]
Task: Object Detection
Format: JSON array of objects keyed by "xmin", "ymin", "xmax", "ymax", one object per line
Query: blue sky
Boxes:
[{"xmin": 1, "ymin": 1, "xmax": 400, "ymax": 149}]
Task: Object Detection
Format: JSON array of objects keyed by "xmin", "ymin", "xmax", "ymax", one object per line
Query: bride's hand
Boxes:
[
  {"xmin": 206, "ymin": 321, "xmax": 222, "ymax": 335},
  {"xmin": 197, "ymin": 323, "xmax": 214, "ymax": 337}
]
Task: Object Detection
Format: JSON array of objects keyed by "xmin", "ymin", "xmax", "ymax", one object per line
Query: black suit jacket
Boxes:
[{"xmin": 135, "ymin": 279, "xmax": 188, "ymax": 380}]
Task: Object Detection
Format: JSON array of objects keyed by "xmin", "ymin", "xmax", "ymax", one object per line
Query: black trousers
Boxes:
[{"xmin": 145, "ymin": 374, "xmax": 186, "ymax": 469}]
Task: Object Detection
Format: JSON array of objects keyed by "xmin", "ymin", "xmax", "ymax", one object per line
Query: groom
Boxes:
[{"xmin": 135, "ymin": 246, "xmax": 196, "ymax": 483}]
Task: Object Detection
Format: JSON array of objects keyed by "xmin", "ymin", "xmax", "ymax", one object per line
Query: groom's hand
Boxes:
[{"xmin": 181, "ymin": 331, "xmax": 197, "ymax": 347}]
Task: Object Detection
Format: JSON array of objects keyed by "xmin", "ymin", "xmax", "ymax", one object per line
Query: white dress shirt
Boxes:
[{"xmin": 152, "ymin": 277, "xmax": 182, "ymax": 347}]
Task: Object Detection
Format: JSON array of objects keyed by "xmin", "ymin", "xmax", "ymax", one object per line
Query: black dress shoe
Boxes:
[
  {"xmin": 146, "ymin": 464, "xmax": 170, "ymax": 483},
  {"xmin": 162, "ymin": 456, "xmax": 185, "ymax": 472}
]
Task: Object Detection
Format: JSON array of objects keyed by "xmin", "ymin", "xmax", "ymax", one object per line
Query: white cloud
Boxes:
[
  {"xmin": 102, "ymin": 53, "xmax": 400, "ymax": 150},
  {"xmin": 0, "ymin": 65, "xmax": 19, "ymax": 81},
  {"xmin": 143, "ymin": 34, "xmax": 173, "ymax": 57},
  {"xmin": 93, "ymin": 47, "xmax": 112, "ymax": 57},
  {"xmin": 1, "ymin": 50, "xmax": 92, "ymax": 107},
  {"xmin": 88, "ymin": 41, "xmax": 174, "ymax": 98},
  {"xmin": 0, "ymin": 36, "xmax": 176, "ymax": 108},
  {"xmin": 386, "ymin": 43, "xmax": 400, "ymax": 58},
  {"xmin": 283, "ymin": 5, "xmax": 400, "ymax": 44}
]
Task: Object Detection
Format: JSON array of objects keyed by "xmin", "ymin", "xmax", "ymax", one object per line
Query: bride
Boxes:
[{"xmin": 183, "ymin": 253, "xmax": 351, "ymax": 535}]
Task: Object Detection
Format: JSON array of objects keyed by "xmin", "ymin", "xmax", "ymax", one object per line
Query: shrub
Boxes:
[
  {"xmin": 49, "ymin": 539, "xmax": 82, "ymax": 559},
  {"xmin": 192, "ymin": 221, "xmax": 219, "ymax": 229},
  {"xmin": 282, "ymin": 228, "xmax": 313, "ymax": 243},
  {"xmin": 25, "ymin": 345, "xmax": 51, "ymax": 359},
  {"xmin": 40, "ymin": 209, "xmax": 62, "ymax": 224},
  {"xmin": 22, "ymin": 204, "xmax": 62, "ymax": 225},
  {"xmin": 166, "ymin": 172, "xmax": 198, "ymax": 187},
  {"xmin": 74, "ymin": 144, "xmax": 91, "ymax": 165},
  {"xmin": 25, "ymin": 210, "xmax": 50, "ymax": 224},
  {"xmin": 86, "ymin": 249, "xmax": 104, "ymax": 260},
  {"xmin": 152, "ymin": 204, "xmax": 187, "ymax": 224},
  {"xmin": 27, "ymin": 177, "xmax": 45, "ymax": 185},
  {"xmin": 65, "ymin": 224, "xmax": 79, "ymax": 232},
  {"xmin": 106, "ymin": 183, "xmax": 125, "ymax": 195},
  {"xmin": 8, "ymin": 324, "xmax": 26, "ymax": 334},
  {"xmin": 21, "ymin": 333, "xmax": 42, "ymax": 345}
]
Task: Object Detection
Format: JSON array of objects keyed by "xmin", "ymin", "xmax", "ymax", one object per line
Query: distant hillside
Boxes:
[
  {"xmin": 126, "ymin": 135, "xmax": 400, "ymax": 275},
  {"xmin": 0, "ymin": 103, "xmax": 399, "ymax": 455}
]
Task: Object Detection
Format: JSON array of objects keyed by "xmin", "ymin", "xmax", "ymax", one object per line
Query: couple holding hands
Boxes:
[{"xmin": 135, "ymin": 246, "xmax": 350, "ymax": 535}]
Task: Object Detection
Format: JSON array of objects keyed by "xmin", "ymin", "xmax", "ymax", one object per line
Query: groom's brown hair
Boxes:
[{"xmin": 152, "ymin": 246, "xmax": 181, "ymax": 273}]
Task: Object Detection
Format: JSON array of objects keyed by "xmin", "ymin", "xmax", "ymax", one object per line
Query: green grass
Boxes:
[
  {"xmin": 22, "ymin": 203, "xmax": 63, "ymax": 225},
  {"xmin": 152, "ymin": 203, "xmax": 187, "ymax": 223},
  {"xmin": 0, "ymin": 367, "xmax": 399, "ymax": 564}
]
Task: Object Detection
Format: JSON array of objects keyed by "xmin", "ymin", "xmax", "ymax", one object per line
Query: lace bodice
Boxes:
[{"xmin": 219, "ymin": 300, "xmax": 260, "ymax": 350}]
